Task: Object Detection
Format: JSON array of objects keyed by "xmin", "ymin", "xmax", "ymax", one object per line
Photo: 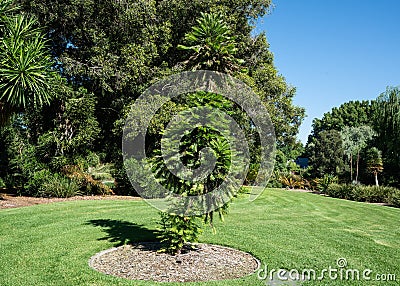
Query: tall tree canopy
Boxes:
[
  {"xmin": 373, "ymin": 86, "xmax": 400, "ymax": 184},
  {"xmin": 307, "ymin": 87, "xmax": 400, "ymax": 187},
  {"xmin": 308, "ymin": 130, "xmax": 344, "ymax": 177},
  {"xmin": 2, "ymin": 0, "xmax": 306, "ymax": 193}
]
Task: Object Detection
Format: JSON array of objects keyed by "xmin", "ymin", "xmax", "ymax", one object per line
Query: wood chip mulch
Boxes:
[
  {"xmin": 89, "ymin": 242, "xmax": 260, "ymax": 283},
  {"xmin": 0, "ymin": 193, "xmax": 140, "ymax": 210}
]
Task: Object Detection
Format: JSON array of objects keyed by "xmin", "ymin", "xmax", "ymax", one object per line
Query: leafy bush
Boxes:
[
  {"xmin": 0, "ymin": 177, "xmax": 5, "ymax": 188},
  {"xmin": 111, "ymin": 160, "xmax": 138, "ymax": 196},
  {"xmin": 386, "ymin": 188, "xmax": 400, "ymax": 207},
  {"xmin": 315, "ymin": 174, "xmax": 338, "ymax": 193},
  {"xmin": 325, "ymin": 184, "xmax": 354, "ymax": 200},
  {"xmin": 88, "ymin": 163, "xmax": 114, "ymax": 181},
  {"xmin": 25, "ymin": 170, "xmax": 80, "ymax": 198},
  {"xmin": 352, "ymin": 185, "xmax": 391, "ymax": 203},
  {"xmin": 62, "ymin": 165, "xmax": 113, "ymax": 196},
  {"xmin": 325, "ymin": 184, "xmax": 400, "ymax": 206},
  {"xmin": 41, "ymin": 175, "xmax": 81, "ymax": 198},
  {"xmin": 278, "ymin": 173, "xmax": 308, "ymax": 189},
  {"xmin": 157, "ymin": 212, "xmax": 203, "ymax": 255}
]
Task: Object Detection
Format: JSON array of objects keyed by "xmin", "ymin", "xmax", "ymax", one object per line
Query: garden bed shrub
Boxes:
[
  {"xmin": 352, "ymin": 185, "xmax": 395, "ymax": 203},
  {"xmin": 387, "ymin": 188, "xmax": 400, "ymax": 207},
  {"xmin": 314, "ymin": 174, "xmax": 339, "ymax": 193},
  {"xmin": 25, "ymin": 169, "xmax": 80, "ymax": 198},
  {"xmin": 325, "ymin": 183, "xmax": 354, "ymax": 200},
  {"xmin": 63, "ymin": 165, "xmax": 113, "ymax": 196},
  {"xmin": 278, "ymin": 173, "xmax": 308, "ymax": 189},
  {"xmin": 325, "ymin": 183, "xmax": 400, "ymax": 206}
]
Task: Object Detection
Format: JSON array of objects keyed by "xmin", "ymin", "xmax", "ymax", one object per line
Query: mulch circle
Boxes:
[{"xmin": 89, "ymin": 242, "xmax": 260, "ymax": 283}]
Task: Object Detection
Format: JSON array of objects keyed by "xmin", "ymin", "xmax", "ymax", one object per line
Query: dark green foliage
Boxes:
[
  {"xmin": 177, "ymin": 12, "xmax": 244, "ymax": 73},
  {"xmin": 308, "ymin": 130, "xmax": 344, "ymax": 177},
  {"xmin": 309, "ymin": 100, "xmax": 373, "ymax": 139},
  {"xmin": 5, "ymin": 125, "xmax": 46, "ymax": 188},
  {"xmin": 387, "ymin": 189, "xmax": 400, "ymax": 207},
  {"xmin": 157, "ymin": 212, "xmax": 203, "ymax": 255},
  {"xmin": 0, "ymin": 0, "xmax": 307, "ymax": 221},
  {"xmin": 0, "ymin": 0, "xmax": 57, "ymax": 125},
  {"xmin": 325, "ymin": 183, "xmax": 399, "ymax": 206},
  {"xmin": 324, "ymin": 183, "xmax": 355, "ymax": 200},
  {"xmin": 315, "ymin": 174, "xmax": 338, "ymax": 193},
  {"xmin": 351, "ymin": 185, "xmax": 391, "ymax": 203},
  {"xmin": 306, "ymin": 100, "xmax": 374, "ymax": 182},
  {"xmin": 30, "ymin": 85, "xmax": 100, "ymax": 164},
  {"xmin": 0, "ymin": 177, "xmax": 5, "ymax": 188},
  {"xmin": 373, "ymin": 87, "xmax": 400, "ymax": 185},
  {"xmin": 307, "ymin": 88, "xmax": 400, "ymax": 187},
  {"xmin": 25, "ymin": 169, "xmax": 80, "ymax": 198}
]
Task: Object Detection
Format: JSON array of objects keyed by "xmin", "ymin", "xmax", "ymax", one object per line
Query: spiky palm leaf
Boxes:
[
  {"xmin": 0, "ymin": 14, "xmax": 54, "ymax": 109},
  {"xmin": 177, "ymin": 12, "xmax": 244, "ymax": 73}
]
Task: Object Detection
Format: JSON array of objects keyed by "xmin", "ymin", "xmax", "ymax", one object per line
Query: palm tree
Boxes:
[
  {"xmin": 0, "ymin": 0, "xmax": 56, "ymax": 126},
  {"xmin": 177, "ymin": 12, "xmax": 244, "ymax": 73},
  {"xmin": 366, "ymin": 147, "xmax": 383, "ymax": 186}
]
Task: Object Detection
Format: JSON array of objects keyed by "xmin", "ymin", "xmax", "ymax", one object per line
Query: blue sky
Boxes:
[{"xmin": 256, "ymin": 0, "xmax": 400, "ymax": 143}]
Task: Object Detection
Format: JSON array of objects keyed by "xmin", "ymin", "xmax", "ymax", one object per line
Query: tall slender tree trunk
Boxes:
[
  {"xmin": 374, "ymin": 172, "xmax": 379, "ymax": 186},
  {"xmin": 355, "ymin": 151, "xmax": 360, "ymax": 183},
  {"xmin": 350, "ymin": 156, "xmax": 353, "ymax": 182}
]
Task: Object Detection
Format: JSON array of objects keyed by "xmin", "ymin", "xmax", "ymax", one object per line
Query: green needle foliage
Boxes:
[
  {"xmin": 157, "ymin": 212, "xmax": 203, "ymax": 255},
  {"xmin": 0, "ymin": 0, "xmax": 56, "ymax": 125},
  {"xmin": 178, "ymin": 12, "xmax": 244, "ymax": 73},
  {"xmin": 152, "ymin": 100, "xmax": 237, "ymax": 254}
]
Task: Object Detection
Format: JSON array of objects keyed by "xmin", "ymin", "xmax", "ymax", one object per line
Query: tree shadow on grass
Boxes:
[{"xmin": 87, "ymin": 219, "xmax": 160, "ymax": 247}]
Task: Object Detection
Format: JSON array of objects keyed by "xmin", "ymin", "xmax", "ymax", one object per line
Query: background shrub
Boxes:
[
  {"xmin": 278, "ymin": 173, "xmax": 308, "ymax": 189},
  {"xmin": 325, "ymin": 183, "xmax": 354, "ymax": 200},
  {"xmin": 351, "ymin": 185, "xmax": 393, "ymax": 203},
  {"xmin": 386, "ymin": 188, "xmax": 400, "ymax": 207},
  {"xmin": 25, "ymin": 170, "xmax": 80, "ymax": 198},
  {"xmin": 63, "ymin": 165, "xmax": 113, "ymax": 196},
  {"xmin": 41, "ymin": 175, "xmax": 80, "ymax": 198},
  {"xmin": 325, "ymin": 183, "xmax": 400, "ymax": 207},
  {"xmin": 315, "ymin": 174, "xmax": 339, "ymax": 193}
]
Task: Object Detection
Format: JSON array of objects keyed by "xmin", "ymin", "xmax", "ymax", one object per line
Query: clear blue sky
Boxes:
[{"xmin": 255, "ymin": 0, "xmax": 400, "ymax": 143}]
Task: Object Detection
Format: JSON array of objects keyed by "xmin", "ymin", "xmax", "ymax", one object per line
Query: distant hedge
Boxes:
[{"xmin": 324, "ymin": 184, "xmax": 400, "ymax": 207}]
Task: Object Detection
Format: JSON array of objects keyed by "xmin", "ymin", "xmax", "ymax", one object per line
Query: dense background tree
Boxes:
[
  {"xmin": 373, "ymin": 87, "xmax": 400, "ymax": 186},
  {"xmin": 306, "ymin": 101, "xmax": 374, "ymax": 181},
  {"xmin": 341, "ymin": 125, "xmax": 376, "ymax": 183},
  {"xmin": 306, "ymin": 87, "xmax": 400, "ymax": 187},
  {"xmin": 1, "ymin": 0, "xmax": 304, "ymax": 195},
  {"xmin": 307, "ymin": 130, "xmax": 344, "ymax": 177},
  {"xmin": 308, "ymin": 100, "xmax": 373, "ymax": 141}
]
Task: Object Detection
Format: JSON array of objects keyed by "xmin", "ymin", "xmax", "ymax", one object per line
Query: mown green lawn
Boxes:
[{"xmin": 0, "ymin": 188, "xmax": 399, "ymax": 285}]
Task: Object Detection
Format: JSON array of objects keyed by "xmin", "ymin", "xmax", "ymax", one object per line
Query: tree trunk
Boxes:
[
  {"xmin": 355, "ymin": 151, "xmax": 360, "ymax": 183},
  {"xmin": 374, "ymin": 172, "xmax": 379, "ymax": 186},
  {"xmin": 350, "ymin": 156, "xmax": 353, "ymax": 182}
]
